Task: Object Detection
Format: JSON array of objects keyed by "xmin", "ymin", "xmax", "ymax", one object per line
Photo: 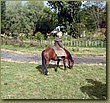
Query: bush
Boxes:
[
  {"xmin": 72, "ymin": 47, "xmax": 80, "ymax": 52},
  {"xmin": 72, "ymin": 48, "xmax": 75, "ymax": 51},
  {"xmin": 35, "ymin": 32, "xmax": 44, "ymax": 40},
  {"xmin": 18, "ymin": 33, "xmax": 26, "ymax": 41},
  {"xmin": 35, "ymin": 32, "xmax": 44, "ymax": 47}
]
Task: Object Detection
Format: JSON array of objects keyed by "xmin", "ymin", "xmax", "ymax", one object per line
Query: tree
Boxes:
[
  {"xmin": 80, "ymin": 1, "xmax": 106, "ymax": 39},
  {"xmin": 82, "ymin": 1, "xmax": 106, "ymax": 30},
  {"xmin": 4, "ymin": 1, "xmax": 45, "ymax": 37},
  {"xmin": 5, "ymin": 1, "xmax": 23, "ymax": 35},
  {"xmin": 47, "ymin": 1, "xmax": 82, "ymax": 38},
  {"xmin": 35, "ymin": 7, "xmax": 58, "ymax": 36},
  {"xmin": 35, "ymin": 32, "xmax": 44, "ymax": 47},
  {"xmin": 1, "ymin": 1, "xmax": 6, "ymax": 34}
]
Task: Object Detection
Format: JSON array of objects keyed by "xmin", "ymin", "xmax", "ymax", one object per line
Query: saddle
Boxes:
[{"xmin": 52, "ymin": 45, "xmax": 67, "ymax": 58}]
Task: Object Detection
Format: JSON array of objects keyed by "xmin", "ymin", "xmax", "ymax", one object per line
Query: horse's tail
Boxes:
[{"xmin": 42, "ymin": 50, "xmax": 48, "ymax": 75}]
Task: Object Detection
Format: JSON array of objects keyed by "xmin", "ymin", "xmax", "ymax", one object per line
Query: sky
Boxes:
[
  {"xmin": 22, "ymin": 1, "xmax": 106, "ymax": 9},
  {"xmin": 43, "ymin": 1, "xmax": 87, "ymax": 7},
  {"xmin": 44, "ymin": 1, "xmax": 48, "ymax": 7}
]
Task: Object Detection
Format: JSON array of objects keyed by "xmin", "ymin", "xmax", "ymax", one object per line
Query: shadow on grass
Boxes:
[
  {"xmin": 35, "ymin": 64, "xmax": 64, "ymax": 74},
  {"xmin": 80, "ymin": 79, "xmax": 107, "ymax": 99}
]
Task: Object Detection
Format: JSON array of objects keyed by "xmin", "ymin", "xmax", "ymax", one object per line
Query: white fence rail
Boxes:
[{"xmin": 1, "ymin": 38, "xmax": 106, "ymax": 47}]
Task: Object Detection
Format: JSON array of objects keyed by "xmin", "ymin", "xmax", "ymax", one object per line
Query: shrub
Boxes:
[
  {"xmin": 72, "ymin": 47, "xmax": 79, "ymax": 52},
  {"xmin": 35, "ymin": 32, "xmax": 44, "ymax": 41}
]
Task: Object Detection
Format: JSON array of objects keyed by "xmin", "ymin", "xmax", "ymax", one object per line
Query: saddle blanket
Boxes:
[{"xmin": 52, "ymin": 46, "xmax": 67, "ymax": 57}]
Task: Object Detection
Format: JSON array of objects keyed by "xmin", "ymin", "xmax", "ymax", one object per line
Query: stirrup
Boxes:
[
  {"xmin": 57, "ymin": 56, "xmax": 62, "ymax": 60},
  {"xmin": 57, "ymin": 56, "xmax": 65, "ymax": 60}
]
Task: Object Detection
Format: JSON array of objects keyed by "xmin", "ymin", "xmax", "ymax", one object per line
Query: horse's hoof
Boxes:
[
  {"xmin": 69, "ymin": 66, "xmax": 72, "ymax": 69},
  {"xmin": 55, "ymin": 69, "xmax": 57, "ymax": 72},
  {"xmin": 45, "ymin": 72, "xmax": 49, "ymax": 75},
  {"xmin": 47, "ymin": 72, "xmax": 49, "ymax": 75}
]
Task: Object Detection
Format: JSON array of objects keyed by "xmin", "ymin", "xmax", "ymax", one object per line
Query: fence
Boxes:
[
  {"xmin": 63, "ymin": 39, "xmax": 106, "ymax": 47},
  {"xmin": 1, "ymin": 38, "xmax": 106, "ymax": 48},
  {"xmin": 35, "ymin": 39, "xmax": 106, "ymax": 47}
]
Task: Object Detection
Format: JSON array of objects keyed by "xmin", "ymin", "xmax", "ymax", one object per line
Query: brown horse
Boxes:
[{"xmin": 42, "ymin": 47, "xmax": 74, "ymax": 75}]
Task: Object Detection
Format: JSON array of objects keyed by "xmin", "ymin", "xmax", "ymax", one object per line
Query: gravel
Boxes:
[{"xmin": 1, "ymin": 50, "xmax": 106, "ymax": 64}]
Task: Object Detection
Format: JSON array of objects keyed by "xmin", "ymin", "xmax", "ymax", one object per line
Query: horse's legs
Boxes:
[
  {"xmin": 55, "ymin": 59, "xmax": 60, "ymax": 72},
  {"xmin": 57, "ymin": 59, "xmax": 60, "ymax": 67},
  {"xmin": 43, "ymin": 62, "xmax": 48, "ymax": 75},
  {"xmin": 42, "ymin": 55, "xmax": 49, "ymax": 75},
  {"xmin": 68, "ymin": 60, "xmax": 71, "ymax": 69},
  {"xmin": 45, "ymin": 60, "xmax": 50, "ymax": 75},
  {"xmin": 63, "ymin": 58, "xmax": 66, "ymax": 70},
  {"xmin": 68, "ymin": 59, "xmax": 74, "ymax": 69},
  {"xmin": 42, "ymin": 51, "xmax": 48, "ymax": 75}
]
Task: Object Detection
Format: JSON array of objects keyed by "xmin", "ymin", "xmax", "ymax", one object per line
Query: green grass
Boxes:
[
  {"xmin": 1, "ymin": 44, "xmax": 41, "ymax": 54},
  {"xmin": 67, "ymin": 46, "xmax": 106, "ymax": 56},
  {"xmin": 1, "ymin": 44, "xmax": 106, "ymax": 56},
  {"xmin": 1, "ymin": 61, "xmax": 106, "ymax": 99}
]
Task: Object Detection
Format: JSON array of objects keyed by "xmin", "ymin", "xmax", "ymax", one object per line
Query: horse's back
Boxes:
[
  {"xmin": 44, "ymin": 47, "xmax": 68, "ymax": 57},
  {"xmin": 43, "ymin": 48, "xmax": 57, "ymax": 60},
  {"xmin": 44, "ymin": 48, "xmax": 54, "ymax": 54}
]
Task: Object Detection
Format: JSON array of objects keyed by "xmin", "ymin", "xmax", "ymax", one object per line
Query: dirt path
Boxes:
[{"xmin": 1, "ymin": 49, "xmax": 106, "ymax": 64}]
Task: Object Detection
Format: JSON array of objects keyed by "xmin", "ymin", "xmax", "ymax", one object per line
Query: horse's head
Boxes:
[
  {"xmin": 68, "ymin": 54, "xmax": 74, "ymax": 69},
  {"xmin": 63, "ymin": 48, "xmax": 74, "ymax": 69},
  {"xmin": 69, "ymin": 58, "xmax": 74, "ymax": 69}
]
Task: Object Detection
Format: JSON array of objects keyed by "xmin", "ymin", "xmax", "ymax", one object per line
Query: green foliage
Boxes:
[
  {"xmin": 72, "ymin": 48, "xmax": 75, "ymax": 51},
  {"xmin": 47, "ymin": 35, "xmax": 54, "ymax": 41},
  {"xmin": 48, "ymin": 1, "xmax": 106, "ymax": 38},
  {"xmin": 80, "ymin": 1, "xmax": 106, "ymax": 32},
  {"xmin": 48, "ymin": 1, "xmax": 82, "ymax": 38},
  {"xmin": 2, "ymin": 1, "xmax": 58, "ymax": 38},
  {"xmin": 72, "ymin": 47, "xmax": 80, "ymax": 52},
  {"xmin": 35, "ymin": 32, "xmax": 44, "ymax": 40},
  {"xmin": 1, "ymin": 1, "xmax": 6, "ymax": 33},
  {"xmin": 18, "ymin": 33, "xmax": 26, "ymax": 41},
  {"xmin": 1, "ymin": 1, "xmax": 106, "ymax": 40},
  {"xmin": 41, "ymin": 7, "xmax": 58, "ymax": 33}
]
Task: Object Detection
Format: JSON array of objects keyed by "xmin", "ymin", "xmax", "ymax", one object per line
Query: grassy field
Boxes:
[
  {"xmin": 1, "ymin": 44, "xmax": 106, "ymax": 56},
  {"xmin": 1, "ymin": 61, "xmax": 106, "ymax": 99}
]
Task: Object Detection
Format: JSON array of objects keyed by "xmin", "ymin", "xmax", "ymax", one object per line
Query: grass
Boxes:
[
  {"xmin": 67, "ymin": 46, "xmax": 106, "ymax": 56},
  {"xmin": 1, "ymin": 44, "xmax": 42, "ymax": 54},
  {"xmin": 1, "ymin": 61, "xmax": 106, "ymax": 99},
  {"xmin": 1, "ymin": 44, "xmax": 106, "ymax": 56}
]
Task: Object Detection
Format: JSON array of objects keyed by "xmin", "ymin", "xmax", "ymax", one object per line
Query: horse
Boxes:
[{"xmin": 41, "ymin": 47, "xmax": 74, "ymax": 75}]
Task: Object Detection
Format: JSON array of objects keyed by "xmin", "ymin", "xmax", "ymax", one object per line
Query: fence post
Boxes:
[
  {"xmin": 76, "ymin": 40, "xmax": 78, "ymax": 46},
  {"xmin": 97, "ymin": 41, "xmax": 99, "ymax": 47},
  {"xmin": 71, "ymin": 36, "xmax": 72, "ymax": 46},
  {"xmin": 101, "ymin": 41, "xmax": 103, "ymax": 47},
  {"xmin": 90, "ymin": 40, "xmax": 92, "ymax": 47},
  {"xmin": 71, "ymin": 39, "xmax": 72, "ymax": 46},
  {"xmin": 85, "ymin": 41, "xmax": 87, "ymax": 47},
  {"xmin": 73, "ymin": 40, "xmax": 75, "ymax": 46},
  {"xmin": 104, "ymin": 41, "xmax": 106, "ymax": 47}
]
